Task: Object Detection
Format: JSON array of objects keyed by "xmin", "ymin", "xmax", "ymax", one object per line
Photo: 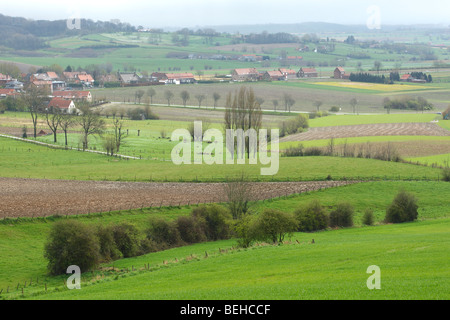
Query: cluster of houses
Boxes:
[
  {"xmin": 0, "ymin": 71, "xmax": 94, "ymax": 115},
  {"xmin": 231, "ymin": 67, "xmax": 350, "ymax": 82}
]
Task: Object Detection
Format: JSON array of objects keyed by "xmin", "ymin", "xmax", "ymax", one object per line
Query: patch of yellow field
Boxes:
[{"xmin": 314, "ymin": 81, "xmax": 435, "ymax": 92}]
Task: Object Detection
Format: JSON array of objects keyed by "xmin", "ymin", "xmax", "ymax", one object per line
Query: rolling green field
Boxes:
[
  {"xmin": 1, "ymin": 25, "xmax": 450, "ymax": 301},
  {"xmin": 0, "ymin": 136, "xmax": 445, "ymax": 182},
  {"xmin": 0, "ymin": 180, "xmax": 449, "ymax": 300},
  {"xmin": 35, "ymin": 219, "xmax": 449, "ymax": 300}
]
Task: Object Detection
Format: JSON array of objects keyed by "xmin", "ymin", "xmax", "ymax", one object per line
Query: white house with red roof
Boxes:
[{"xmin": 47, "ymin": 97, "xmax": 77, "ymax": 114}]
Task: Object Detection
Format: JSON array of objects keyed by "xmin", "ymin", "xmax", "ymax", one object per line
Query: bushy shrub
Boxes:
[
  {"xmin": 146, "ymin": 217, "xmax": 182, "ymax": 248},
  {"xmin": 97, "ymin": 225, "xmax": 122, "ymax": 261},
  {"xmin": 44, "ymin": 220, "xmax": 101, "ymax": 275},
  {"xmin": 191, "ymin": 204, "xmax": 233, "ymax": 241},
  {"xmin": 294, "ymin": 199, "xmax": 328, "ymax": 232},
  {"xmin": 329, "ymin": 202, "xmax": 354, "ymax": 228},
  {"xmin": 303, "ymin": 147, "xmax": 323, "ymax": 156},
  {"xmin": 233, "ymin": 215, "xmax": 257, "ymax": 248},
  {"xmin": 442, "ymin": 167, "xmax": 450, "ymax": 182},
  {"xmin": 362, "ymin": 208, "xmax": 375, "ymax": 226},
  {"xmin": 385, "ymin": 190, "xmax": 419, "ymax": 223},
  {"xmin": 279, "ymin": 114, "xmax": 309, "ymax": 136},
  {"xmin": 283, "ymin": 145, "xmax": 304, "ymax": 157},
  {"xmin": 112, "ymin": 223, "xmax": 141, "ymax": 258},
  {"xmin": 176, "ymin": 215, "xmax": 207, "ymax": 244},
  {"xmin": 252, "ymin": 209, "xmax": 298, "ymax": 243}
]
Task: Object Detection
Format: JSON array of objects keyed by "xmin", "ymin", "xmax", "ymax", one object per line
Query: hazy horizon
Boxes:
[{"xmin": 1, "ymin": 0, "xmax": 449, "ymax": 30}]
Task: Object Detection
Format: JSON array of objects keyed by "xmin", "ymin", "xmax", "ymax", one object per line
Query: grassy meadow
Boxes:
[{"xmin": 0, "ymin": 181, "xmax": 449, "ymax": 300}]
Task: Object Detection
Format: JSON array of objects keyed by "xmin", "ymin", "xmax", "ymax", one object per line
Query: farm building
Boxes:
[
  {"xmin": 400, "ymin": 74, "xmax": 413, "ymax": 82},
  {"xmin": 47, "ymin": 97, "xmax": 78, "ymax": 114},
  {"xmin": 52, "ymin": 90, "xmax": 92, "ymax": 103},
  {"xmin": 279, "ymin": 68, "xmax": 298, "ymax": 80},
  {"xmin": 152, "ymin": 73, "xmax": 196, "ymax": 85},
  {"xmin": 31, "ymin": 80, "xmax": 53, "ymax": 93},
  {"xmin": 232, "ymin": 68, "xmax": 260, "ymax": 82},
  {"xmin": 118, "ymin": 72, "xmax": 142, "ymax": 85},
  {"xmin": 334, "ymin": 67, "xmax": 350, "ymax": 79},
  {"xmin": 263, "ymin": 70, "xmax": 284, "ymax": 81},
  {"xmin": 298, "ymin": 68, "xmax": 318, "ymax": 78}
]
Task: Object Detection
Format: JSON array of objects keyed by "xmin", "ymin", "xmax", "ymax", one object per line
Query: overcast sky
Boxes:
[{"xmin": 1, "ymin": 0, "xmax": 449, "ymax": 29}]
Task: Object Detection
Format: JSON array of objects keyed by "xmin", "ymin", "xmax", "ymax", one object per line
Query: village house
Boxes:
[
  {"xmin": 400, "ymin": 74, "xmax": 413, "ymax": 82},
  {"xmin": 47, "ymin": 97, "xmax": 77, "ymax": 114},
  {"xmin": 154, "ymin": 73, "xmax": 196, "ymax": 85},
  {"xmin": 0, "ymin": 73, "xmax": 14, "ymax": 86},
  {"xmin": 334, "ymin": 67, "xmax": 350, "ymax": 79},
  {"xmin": 263, "ymin": 70, "xmax": 284, "ymax": 81},
  {"xmin": 298, "ymin": 67, "xmax": 318, "ymax": 78},
  {"xmin": 118, "ymin": 72, "xmax": 141, "ymax": 85},
  {"xmin": 231, "ymin": 68, "xmax": 260, "ymax": 82},
  {"xmin": 31, "ymin": 80, "xmax": 53, "ymax": 93},
  {"xmin": 52, "ymin": 90, "xmax": 92, "ymax": 103},
  {"xmin": 279, "ymin": 68, "xmax": 298, "ymax": 80}
]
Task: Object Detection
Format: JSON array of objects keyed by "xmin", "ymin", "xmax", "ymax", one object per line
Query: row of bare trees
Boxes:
[{"xmin": 22, "ymin": 87, "xmax": 126, "ymax": 154}]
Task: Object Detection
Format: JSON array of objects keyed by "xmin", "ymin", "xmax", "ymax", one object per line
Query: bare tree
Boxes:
[
  {"xmin": 224, "ymin": 86, "xmax": 263, "ymax": 158},
  {"xmin": 374, "ymin": 61, "xmax": 382, "ymax": 74},
  {"xmin": 147, "ymin": 88, "xmax": 156, "ymax": 105},
  {"xmin": 313, "ymin": 100, "xmax": 323, "ymax": 112},
  {"xmin": 195, "ymin": 94, "xmax": 206, "ymax": 108},
  {"xmin": 112, "ymin": 118, "xmax": 127, "ymax": 154},
  {"xmin": 180, "ymin": 90, "xmax": 190, "ymax": 107},
  {"xmin": 164, "ymin": 90, "xmax": 174, "ymax": 106},
  {"xmin": 77, "ymin": 103, "xmax": 106, "ymax": 150},
  {"xmin": 22, "ymin": 86, "xmax": 47, "ymax": 138},
  {"xmin": 223, "ymin": 173, "xmax": 254, "ymax": 220},
  {"xmin": 45, "ymin": 106, "xmax": 63, "ymax": 143},
  {"xmin": 272, "ymin": 99, "xmax": 279, "ymax": 112},
  {"xmin": 60, "ymin": 113, "xmax": 75, "ymax": 146},
  {"xmin": 213, "ymin": 92, "xmax": 221, "ymax": 109},
  {"xmin": 135, "ymin": 90, "xmax": 145, "ymax": 104},
  {"xmin": 282, "ymin": 93, "xmax": 295, "ymax": 112},
  {"xmin": 350, "ymin": 98, "xmax": 358, "ymax": 114}
]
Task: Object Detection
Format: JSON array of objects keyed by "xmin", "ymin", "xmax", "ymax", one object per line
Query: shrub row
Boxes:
[
  {"xmin": 44, "ymin": 204, "xmax": 232, "ymax": 275},
  {"xmin": 44, "ymin": 190, "xmax": 419, "ymax": 274}
]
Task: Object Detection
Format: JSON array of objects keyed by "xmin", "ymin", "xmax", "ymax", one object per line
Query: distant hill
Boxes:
[
  {"xmin": 195, "ymin": 22, "xmax": 449, "ymax": 35},
  {"xmin": 0, "ymin": 13, "xmax": 136, "ymax": 50}
]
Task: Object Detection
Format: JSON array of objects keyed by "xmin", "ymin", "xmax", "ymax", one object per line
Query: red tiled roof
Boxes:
[
  {"xmin": 0, "ymin": 89, "xmax": 15, "ymax": 95},
  {"xmin": 234, "ymin": 68, "xmax": 259, "ymax": 75},
  {"xmin": 48, "ymin": 97, "xmax": 73, "ymax": 109},
  {"xmin": 46, "ymin": 72, "xmax": 59, "ymax": 79},
  {"xmin": 301, "ymin": 68, "xmax": 317, "ymax": 73},
  {"xmin": 401, "ymin": 74, "xmax": 412, "ymax": 80},
  {"xmin": 335, "ymin": 67, "xmax": 345, "ymax": 72},
  {"xmin": 165, "ymin": 73, "xmax": 195, "ymax": 80},
  {"xmin": 77, "ymin": 74, "xmax": 94, "ymax": 82}
]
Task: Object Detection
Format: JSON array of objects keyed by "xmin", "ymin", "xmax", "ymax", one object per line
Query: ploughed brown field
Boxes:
[
  {"xmin": 281, "ymin": 122, "xmax": 450, "ymax": 142},
  {"xmin": 0, "ymin": 178, "xmax": 357, "ymax": 218}
]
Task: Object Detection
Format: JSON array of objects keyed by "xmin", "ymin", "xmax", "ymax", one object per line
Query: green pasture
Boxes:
[
  {"xmin": 0, "ymin": 136, "xmax": 445, "ymax": 182},
  {"xmin": 0, "ymin": 180, "xmax": 449, "ymax": 300},
  {"xmin": 11, "ymin": 218, "xmax": 450, "ymax": 300}
]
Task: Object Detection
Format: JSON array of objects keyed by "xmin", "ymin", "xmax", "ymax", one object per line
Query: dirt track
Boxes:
[
  {"xmin": 281, "ymin": 122, "xmax": 450, "ymax": 142},
  {"xmin": 0, "ymin": 178, "xmax": 357, "ymax": 218}
]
